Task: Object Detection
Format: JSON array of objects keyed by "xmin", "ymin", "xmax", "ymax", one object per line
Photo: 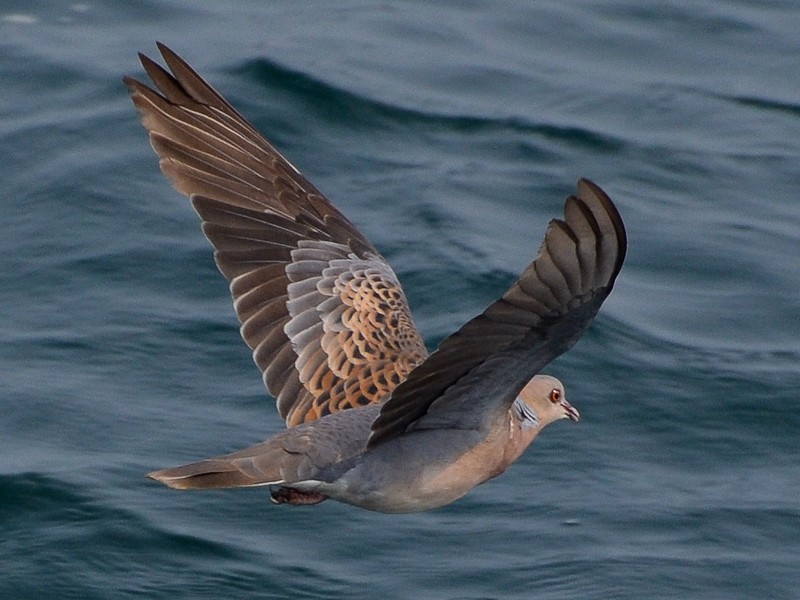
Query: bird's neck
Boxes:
[{"xmin": 500, "ymin": 400, "xmax": 542, "ymax": 468}]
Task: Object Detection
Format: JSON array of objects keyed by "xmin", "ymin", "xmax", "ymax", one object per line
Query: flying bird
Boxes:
[{"xmin": 125, "ymin": 43, "xmax": 626, "ymax": 513}]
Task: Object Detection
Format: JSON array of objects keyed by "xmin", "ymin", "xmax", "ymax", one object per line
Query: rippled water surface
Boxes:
[{"xmin": 3, "ymin": 2, "xmax": 799, "ymax": 599}]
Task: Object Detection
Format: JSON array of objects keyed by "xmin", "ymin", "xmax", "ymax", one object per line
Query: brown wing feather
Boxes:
[
  {"xmin": 368, "ymin": 179, "xmax": 626, "ymax": 447},
  {"xmin": 126, "ymin": 44, "xmax": 427, "ymax": 426}
]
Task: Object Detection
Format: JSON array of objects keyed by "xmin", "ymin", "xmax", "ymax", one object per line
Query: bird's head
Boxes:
[{"xmin": 516, "ymin": 374, "xmax": 580, "ymax": 427}]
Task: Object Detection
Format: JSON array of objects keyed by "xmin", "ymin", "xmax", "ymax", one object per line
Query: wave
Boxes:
[{"xmin": 230, "ymin": 57, "xmax": 624, "ymax": 151}]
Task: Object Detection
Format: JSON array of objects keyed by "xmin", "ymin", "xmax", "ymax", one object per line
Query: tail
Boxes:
[
  {"xmin": 148, "ymin": 402, "xmax": 376, "ymax": 490},
  {"xmin": 148, "ymin": 436, "xmax": 307, "ymax": 490}
]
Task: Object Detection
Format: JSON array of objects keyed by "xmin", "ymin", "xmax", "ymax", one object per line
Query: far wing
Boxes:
[
  {"xmin": 125, "ymin": 44, "xmax": 427, "ymax": 426},
  {"xmin": 369, "ymin": 179, "xmax": 626, "ymax": 447}
]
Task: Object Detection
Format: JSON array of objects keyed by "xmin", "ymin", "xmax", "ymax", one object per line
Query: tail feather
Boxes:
[
  {"xmin": 147, "ymin": 457, "xmax": 281, "ymax": 490},
  {"xmin": 147, "ymin": 438, "xmax": 294, "ymax": 490},
  {"xmin": 147, "ymin": 404, "xmax": 375, "ymax": 491}
]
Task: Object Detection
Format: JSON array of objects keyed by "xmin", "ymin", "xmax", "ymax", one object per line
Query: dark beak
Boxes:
[{"xmin": 560, "ymin": 399, "xmax": 580, "ymax": 422}]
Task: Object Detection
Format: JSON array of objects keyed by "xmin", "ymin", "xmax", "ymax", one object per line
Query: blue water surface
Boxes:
[{"xmin": 2, "ymin": 2, "xmax": 799, "ymax": 599}]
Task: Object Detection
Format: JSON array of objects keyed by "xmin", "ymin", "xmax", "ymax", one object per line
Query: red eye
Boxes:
[{"xmin": 549, "ymin": 389, "xmax": 561, "ymax": 403}]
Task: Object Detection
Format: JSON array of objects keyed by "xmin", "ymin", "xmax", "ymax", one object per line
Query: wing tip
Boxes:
[
  {"xmin": 154, "ymin": 41, "xmax": 190, "ymax": 75},
  {"xmin": 575, "ymin": 177, "xmax": 627, "ymax": 281}
]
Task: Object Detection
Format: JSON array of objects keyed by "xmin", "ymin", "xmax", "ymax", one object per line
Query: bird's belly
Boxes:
[{"xmin": 322, "ymin": 429, "xmax": 504, "ymax": 513}]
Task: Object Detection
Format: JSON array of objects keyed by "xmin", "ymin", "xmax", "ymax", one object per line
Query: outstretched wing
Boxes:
[
  {"xmin": 369, "ymin": 179, "xmax": 626, "ymax": 447},
  {"xmin": 125, "ymin": 43, "xmax": 427, "ymax": 426}
]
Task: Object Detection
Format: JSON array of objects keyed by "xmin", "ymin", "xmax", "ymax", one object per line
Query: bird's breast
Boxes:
[{"xmin": 321, "ymin": 416, "xmax": 536, "ymax": 513}]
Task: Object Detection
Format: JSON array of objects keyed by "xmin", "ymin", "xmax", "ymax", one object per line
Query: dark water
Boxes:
[{"xmin": 3, "ymin": 2, "xmax": 799, "ymax": 599}]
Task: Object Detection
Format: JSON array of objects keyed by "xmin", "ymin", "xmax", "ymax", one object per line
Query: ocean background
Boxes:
[{"xmin": 2, "ymin": 1, "xmax": 799, "ymax": 598}]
